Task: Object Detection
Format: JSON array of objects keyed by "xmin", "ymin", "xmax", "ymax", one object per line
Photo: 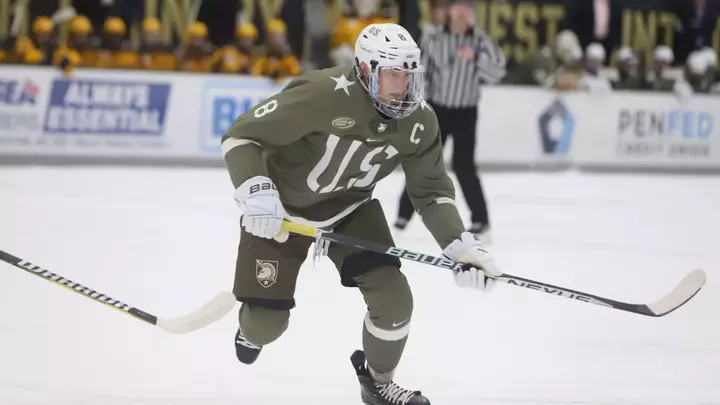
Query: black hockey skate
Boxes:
[
  {"xmin": 393, "ymin": 217, "xmax": 409, "ymax": 231},
  {"xmin": 350, "ymin": 350, "xmax": 430, "ymax": 405},
  {"xmin": 234, "ymin": 327, "xmax": 262, "ymax": 364}
]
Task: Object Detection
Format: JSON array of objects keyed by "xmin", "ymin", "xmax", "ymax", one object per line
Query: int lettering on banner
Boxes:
[
  {"xmin": 43, "ymin": 79, "xmax": 171, "ymax": 135},
  {"xmin": 617, "ymin": 108, "xmax": 714, "ymax": 159},
  {"xmin": 0, "ymin": 79, "xmax": 41, "ymax": 132},
  {"xmin": 199, "ymin": 78, "xmax": 288, "ymax": 153}
]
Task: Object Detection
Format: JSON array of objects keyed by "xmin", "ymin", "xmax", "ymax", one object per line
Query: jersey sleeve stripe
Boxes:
[
  {"xmin": 433, "ymin": 197, "xmax": 456, "ymax": 206},
  {"xmin": 221, "ymin": 138, "xmax": 260, "ymax": 157}
]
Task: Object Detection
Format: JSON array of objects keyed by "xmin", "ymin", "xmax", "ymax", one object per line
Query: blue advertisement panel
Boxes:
[
  {"xmin": 198, "ymin": 78, "xmax": 288, "ymax": 154},
  {"xmin": 43, "ymin": 79, "xmax": 171, "ymax": 136}
]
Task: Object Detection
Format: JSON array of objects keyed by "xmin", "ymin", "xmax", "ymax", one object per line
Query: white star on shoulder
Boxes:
[
  {"xmin": 331, "ymin": 74, "xmax": 356, "ymax": 96},
  {"xmin": 420, "ymin": 100, "xmax": 432, "ymax": 111}
]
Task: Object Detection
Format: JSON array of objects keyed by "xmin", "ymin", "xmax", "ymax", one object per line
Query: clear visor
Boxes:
[{"xmin": 368, "ymin": 65, "xmax": 425, "ymax": 119}]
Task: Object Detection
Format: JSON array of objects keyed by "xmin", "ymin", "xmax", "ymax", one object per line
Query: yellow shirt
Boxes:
[
  {"xmin": 177, "ymin": 45, "xmax": 214, "ymax": 72},
  {"xmin": 212, "ymin": 46, "xmax": 258, "ymax": 74},
  {"xmin": 331, "ymin": 15, "xmax": 395, "ymax": 49},
  {"xmin": 254, "ymin": 54, "xmax": 301, "ymax": 81},
  {"xmin": 138, "ymin": 47, "xmax": 177, "ymax": 71},
  {"xmin": 53, "ymin": 46, "xmax": 83, "ymax": 75},
  {"xmin": 94, "ymin": 49, "xmax": 139, "ymax": 69}
]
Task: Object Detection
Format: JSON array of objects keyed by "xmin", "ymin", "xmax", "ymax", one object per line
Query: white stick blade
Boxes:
[
  {"xmin": 156, "ymin": 291, "xmax": 236, "ymax": 334},
  {"xmin": 647, "ymin": 269, "xmax": 706, "ymax": 316}
]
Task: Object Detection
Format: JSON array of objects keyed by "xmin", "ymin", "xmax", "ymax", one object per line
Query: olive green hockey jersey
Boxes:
[
  {"xmin": 502, "ymin": 47, "xmax": 557, "ymax": 87},
  {"xmin": 612, "ymin": 72, "xmax": 641, "ymax": 90},
  {"xmin": 641, "ymin": 70, "xmax": 675, "ymax": 92},
  {"xmin": 221, "ymin": 66, "xmax": 465, "ymax": 248}
]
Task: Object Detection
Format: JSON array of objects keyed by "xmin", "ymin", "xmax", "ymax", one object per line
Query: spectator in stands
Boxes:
[
  {"xmin": 95, "ymin": 17, "xmax": 138, "ymax": 69},
  {"xmin": 583, "ymin": 43, "xmax": 605, "ymax": 77},
  {"xmin": 683, "ymin": 50, "xmax": 711, "ymax": 93},
  {"xmin": 177, "ymin": 22, "xmax": 214, "ymax": 73},
  {"xmin": 552, "ymin": 51, "xmax": 584, "ymax": 90},
  {"xmin": 6, "ymin": 36, "xmax": 28, "ymax": 64},
  {"xmin": 701, "ymin": 47, "xmax": 718, "ymax": 89},
  {"xmin": 53, "ymin": 15, "xmax": 96, "ymax": 75},
  {"xmin": 503, "ymin": 30, "xmax": 582, "ymax": 88},
  {"xmin": 212, "ymin": 23, "xmax": 260, "ymax": 74},
  {"xmin": 0, "ymin": 33, "xmax": 18, "ymax": 62},
  {"xmin": 21, "ymin": 43, "xmax": 45, "ymax": 65},
  {"xmin": 55, "ymin": 15, "xmax": 98, "ymax": 69},
  {"xmin": 414, "ymin": 0, "xmax": 449, "ymax": 50},
  {"xmin": 53, "ymin": 48, "xmax": 82, "ymax": 76},
  {"xmin": 24, "ymin": 16, "xmax": 56, "ymax": 65},
  {"xmin": 5, "ymin": 36, "xmax": 33, "ymax": 64},
  {"xmin": 254, "ymin": 19, "xmax": 301, "ymax": 81},
  {"xmin": 421, "ymin": 0, "xmax": 448, "ymax": 35},
  {"xmin": 330, "ymin": 0, "xmax": 394, "ymax": 67},
  {"xmin": 578, "ymin": 42, "xmax": 612, "ymax": 93},
  {"xmin": 236, "ymin": 24, "xmax": 261, "ymax": 63},
  {"xmin": 612, "ymin": 47, "xmax": 640, "ymax": 90},
  {"xmin": 377, "ymin": 0, "xmax": 396, "ymax": 23},
  {"xmin": 641, "ymin": 46, "xmax": 675, "ymax": 92},
  {"xmin": 10, "ymin": 15, "xmax": 61, "ymax": 66},
  {"xmin": 137, "ymin": 18, "xmax": 176, "ymax": 71}
]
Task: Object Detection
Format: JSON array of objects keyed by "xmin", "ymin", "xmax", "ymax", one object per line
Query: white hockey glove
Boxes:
[
  {"xmin": 443, "ymin": 232, "xmax": 502, "ymax": 292},
  {"xmin": 234, "ymin": 176, "xmax": 288, "ymax": 242}
]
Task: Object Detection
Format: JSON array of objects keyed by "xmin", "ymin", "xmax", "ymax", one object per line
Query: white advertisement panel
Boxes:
[
  {"xmin": 0, "ymin": 66, "xmax": 182, "ymax": 157},
  {"xmin": 1, "ymin": 64, "xmax": 718, "ymax": 172},
  {"xmin": 0, "ymin": 66, "xmax": 288, "ymax": 161},
  {"xmin": 573, "ymin": 92, "xmax": 720, "ymax": 168},
  {"xmin": 0, "ymin": 67, "xmax": 49, "ymax": 144},
  {"xmin": 475, "ymin": 87, "xmax": 576, "ymax": 167}
]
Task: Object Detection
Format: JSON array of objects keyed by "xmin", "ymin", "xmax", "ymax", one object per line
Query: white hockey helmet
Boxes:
[
  {"xmin": 354, "ymin": 23, "xmax": 424, "ymax": 119},
  {"xmin": 654, "ymin": 45, "xmax": 674, "ymax": 64}
]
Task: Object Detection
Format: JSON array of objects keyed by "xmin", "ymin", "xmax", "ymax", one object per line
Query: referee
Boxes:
[{"xmin": 394, "ymin": 0, "xmax": 506, "ymax": 242}]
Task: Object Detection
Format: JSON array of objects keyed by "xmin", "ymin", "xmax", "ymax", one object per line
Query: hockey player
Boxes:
[{"xmin": 221, "ymin": 23, "xmax": 501, "ymax": 405}]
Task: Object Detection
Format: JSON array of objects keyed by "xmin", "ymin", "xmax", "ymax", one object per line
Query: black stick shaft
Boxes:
[
  {"xmin": 313, "ymin": 231, "xmax": 656, "ymax": 316},
  {"xmin": 0, "ymin": 248, "xmax": 159, "ymax": 325}
]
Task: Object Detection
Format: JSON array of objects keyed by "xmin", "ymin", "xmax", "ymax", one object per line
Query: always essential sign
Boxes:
[
  {"xmin": 44, "ymin": 79, "xmax": 171, "ymax": 135},
  {"xmin": 0, "ymin": 66, "xmax": 184, "ymax": 157}
]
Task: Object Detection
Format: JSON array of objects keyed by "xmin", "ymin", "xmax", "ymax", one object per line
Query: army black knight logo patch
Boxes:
[{"xmin": 256, "ymin": 260, "xmax": 279, "ymax": 288}]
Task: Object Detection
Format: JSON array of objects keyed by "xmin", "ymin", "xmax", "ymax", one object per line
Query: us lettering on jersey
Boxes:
[{"xmin": 306, "ymin": 134, "xmax": 397, "ymax": 194}]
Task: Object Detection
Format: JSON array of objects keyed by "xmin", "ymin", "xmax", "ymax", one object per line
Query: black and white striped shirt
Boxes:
[{"xmin": 420, "ymin": 25, "xmax": 506, "ymax": 109}]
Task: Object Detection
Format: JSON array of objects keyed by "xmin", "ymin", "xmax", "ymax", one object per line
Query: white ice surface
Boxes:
[{"xmin": 0, "ymin": 167, "xmax": 718, "ymax": 405}]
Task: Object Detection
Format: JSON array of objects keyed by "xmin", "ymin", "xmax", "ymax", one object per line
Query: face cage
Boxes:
[{"xmin": 359, "ymin": 64, "xmax": 425, "ymax": 120}]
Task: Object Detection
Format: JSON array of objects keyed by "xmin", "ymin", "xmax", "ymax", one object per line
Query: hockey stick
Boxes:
[
  {"xmin": 0, "ymin": 248, "xmax": 236, "ymax": 334},
  {"xmin": 281, "ymin": 221, "xmax": 706, "ymax": 317}
]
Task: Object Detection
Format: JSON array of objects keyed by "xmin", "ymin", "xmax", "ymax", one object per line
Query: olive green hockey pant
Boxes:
[{"xmin": 233, "ymin": 199, "xmax": 411, "ymax": 379}]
